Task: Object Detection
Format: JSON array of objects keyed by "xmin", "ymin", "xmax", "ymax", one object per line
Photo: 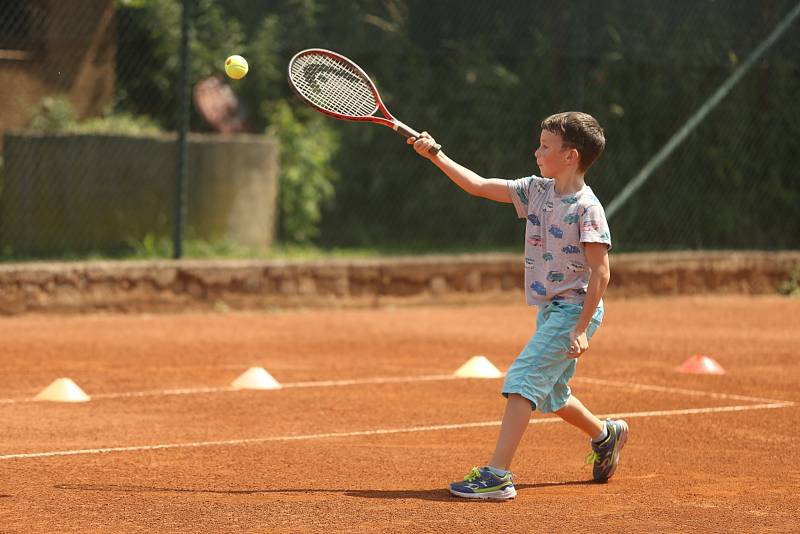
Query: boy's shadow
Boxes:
[
  {"xmin": 348, "ymin": 480, "xmax": 594, "ymax": 502},
  {"xmin": 55, "ymin": 480, "xmax": 593, "ymax": 502}
]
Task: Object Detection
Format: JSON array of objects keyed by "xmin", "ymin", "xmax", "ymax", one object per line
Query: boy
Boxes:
[{"xmin": 409, "ymin": 111, "xmax": 628, "ymax": 500}]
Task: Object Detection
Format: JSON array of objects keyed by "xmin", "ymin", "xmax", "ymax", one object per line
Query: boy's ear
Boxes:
[{"xmin": 566, "ymin": 147, "xmax": 580, "ymax": 165}]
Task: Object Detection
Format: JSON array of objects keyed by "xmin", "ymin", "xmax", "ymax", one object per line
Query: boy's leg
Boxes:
[
  {"xmin": 556, "ymin": 395, "xmax": 628, "ymax": 483},
  {"xmin": 487, "ymin": 393, "xmax": 533, "ymax": 471},
  {"xmin": 448, "ymin": 394, "xmax": 528, "ymax": 500},
  {"xmin": 554, "ymin": 395, "xmax": 604, "ymax": 439}
]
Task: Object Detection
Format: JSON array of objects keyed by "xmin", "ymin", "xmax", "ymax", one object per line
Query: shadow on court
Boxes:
[{"xmin": 54, "ymin": 480, "xmax": 593, "ymax": 502}]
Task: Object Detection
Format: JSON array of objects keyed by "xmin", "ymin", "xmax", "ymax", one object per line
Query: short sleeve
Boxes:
[
  {"xmin": 507, "ymin": 177, "xmax": 533, "ymax": 219},
  {"xmin": 580, "ymin": 204, "xmax": 612, "ymax": 250}
]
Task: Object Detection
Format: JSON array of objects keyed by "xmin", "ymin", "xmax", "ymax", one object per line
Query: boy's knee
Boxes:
[
  {"xmin": 553, "ymin": 395, "xmax": 574, "ymax": 415},
  {"xmin": 505, "ymin": 392, "xmax": 536, "ymax": 410}
]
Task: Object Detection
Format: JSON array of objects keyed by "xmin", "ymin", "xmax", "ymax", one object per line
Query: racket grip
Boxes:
[{"xmin": 394, "ymin": 121, "xmax": 441, "ymax": 155}]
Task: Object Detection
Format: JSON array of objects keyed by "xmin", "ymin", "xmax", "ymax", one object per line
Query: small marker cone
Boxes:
[
  {"xmin": 231, "ymin": 367, "xmax": 282, "ymax": 390},
  {"xmin": 454, "ymin": 356, "xmax": 503, "ymax": 378},
  {"xmin": 33, "ymin": 378, "xmax": 91, "ymax": 402},
  {"xmin": 676, "ymin": 354, "xmax": 725, "ymax": 375}
]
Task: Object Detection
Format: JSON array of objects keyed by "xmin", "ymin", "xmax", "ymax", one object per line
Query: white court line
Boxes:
[
  {"xmin": 571, "ymin": 376, "xmax": 789, "ymax": 405},
  {"xmin": 0, "ymin": 401, "xmax": 793, "ymax": 461},
  {"xmin": 0, "ymin": 373, "xmax": 794, "ymax": 406},
  {"xmin": 0, "ymin": 374, "xmax": 464, "ymax": 404}
]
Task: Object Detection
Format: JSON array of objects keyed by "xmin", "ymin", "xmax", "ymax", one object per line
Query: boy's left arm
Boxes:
[{"xmin": 569, "ymin": 242, "xmax": 611, "ymax": 357}]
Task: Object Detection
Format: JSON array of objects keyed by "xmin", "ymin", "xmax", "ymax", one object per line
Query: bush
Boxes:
[
  {"xmin": 779, "ymin": 265, "xmax": 800, "ymax": 297},
  {"xmin": 265, "ymin": 100, "xmax": 339, "ymax": 244},
  {"xmin": 27, "ymin": 96, "xmax": 163, "ymax": 136}
]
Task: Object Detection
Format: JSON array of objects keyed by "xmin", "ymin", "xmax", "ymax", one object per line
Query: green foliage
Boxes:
[
  {"xmin": 26, "ymin": 96, "xmax": 162, "ymax": 135},
  {"xmin": 779, "ymin": 265, "xmax": 800, "ymax": 297},
  {"xmin": 74, "ymin": 113, "xmax": 162, "ymax": 136},
  {"xmin": 34, "ymin": 0, "xmax": 799, "ymax": 254},
  {"xmin": 115, "ymin": 0, "xmax": 246, "ymax": 129},
  {"xmin": 266, "ymin": 100, "xmax": 339, "ymax": 243},
  {"xmin": 27, "ymin": 96, "xmax": 77, "ymax": 132}
]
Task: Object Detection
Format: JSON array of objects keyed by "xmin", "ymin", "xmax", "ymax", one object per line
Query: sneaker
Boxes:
[
  {"xmin": 448, "ymin": 466, "xmax": 517, "ymax": 500},
  {"xmin": 585, "ymin": 419, "xmax": 629, "ymax": 483}
]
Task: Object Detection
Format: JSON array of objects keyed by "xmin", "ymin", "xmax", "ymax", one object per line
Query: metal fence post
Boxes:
[{"xmin": 173, "ymin": 0, "xmax": 192, "ymax": 259}]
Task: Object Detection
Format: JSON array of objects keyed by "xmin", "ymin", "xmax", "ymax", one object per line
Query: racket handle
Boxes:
[{"xmin": 394, "ymin": 121, "xmax": 441, "ymax": 155}]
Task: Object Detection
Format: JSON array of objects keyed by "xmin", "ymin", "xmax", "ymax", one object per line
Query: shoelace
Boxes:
[
  {"xmin": 584, "ymin": 451, "xmax": 600, "ymax": 467},
  {"xmin": 463, "ymin": 467, "xmax": 483, "ymax": 481}
]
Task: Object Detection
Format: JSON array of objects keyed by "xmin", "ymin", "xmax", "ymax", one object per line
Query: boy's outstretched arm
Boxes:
[
  {"xmin": 408, "ymin": 132, "xmax": 511, "ymax": 203},
  {"xmin": 569, "ymin": 242, "xmax": 611, "ymax": 357}
]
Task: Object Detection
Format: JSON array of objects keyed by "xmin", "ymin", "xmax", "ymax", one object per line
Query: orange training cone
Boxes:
[{"xmin": 676, "ymin": 354, "xmax": 725, "ymax": 375}]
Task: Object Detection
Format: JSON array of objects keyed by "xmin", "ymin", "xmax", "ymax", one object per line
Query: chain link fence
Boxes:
[{"xmin": 1, "ymin": 0, "xmax": 798, "ymax": 260}]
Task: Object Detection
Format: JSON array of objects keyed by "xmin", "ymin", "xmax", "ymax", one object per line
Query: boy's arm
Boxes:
[
  {"xmin": 408, "ymin": 133, "xmax": 511, "ymax": 203},
  {"xmin": 569, "ymin": 242, "xmax": 611, "ymax": 357}
]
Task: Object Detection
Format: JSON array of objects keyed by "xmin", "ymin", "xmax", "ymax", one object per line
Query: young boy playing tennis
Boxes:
[{"xmin": 409, "ymin": 111, "xmax": 628, "ymax": 500}]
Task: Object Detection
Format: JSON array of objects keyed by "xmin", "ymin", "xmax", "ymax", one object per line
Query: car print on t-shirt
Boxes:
[
  {"xmin": 530, "ymin": 281, "xmax": 547, "ymax": 296},
  {"xmin": 527, "ymin": 234, "xmax": 543, "ymax": 247},
  {"xmin": 566, "ymin": 261, "xmax": 585, "ymax": 272}
]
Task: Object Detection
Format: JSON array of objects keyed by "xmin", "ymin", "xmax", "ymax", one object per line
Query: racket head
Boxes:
[{"xmin": 288, "ymin": 49, "xmax": 394, "ymax": 126}]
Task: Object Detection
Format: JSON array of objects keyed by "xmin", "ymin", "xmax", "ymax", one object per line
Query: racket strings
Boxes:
[{"xmin": 289, "ymin": 53, "xmax": 378, "ymax": 117}]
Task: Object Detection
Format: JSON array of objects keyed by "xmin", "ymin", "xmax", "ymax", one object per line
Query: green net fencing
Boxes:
[{"xmin": 1, "ymin": 0, "xmax": 798, "ymax": 259}]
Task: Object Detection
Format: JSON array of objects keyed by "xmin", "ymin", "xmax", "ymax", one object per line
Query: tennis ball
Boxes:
[{"xmin": 225, "ymin": 55, "xmax": 248, "ymax": 80}]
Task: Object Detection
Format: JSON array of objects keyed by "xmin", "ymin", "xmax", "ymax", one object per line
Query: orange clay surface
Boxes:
[{"xmin": 0, "ymin": 295, "xmax": 798, "ymax": 533}]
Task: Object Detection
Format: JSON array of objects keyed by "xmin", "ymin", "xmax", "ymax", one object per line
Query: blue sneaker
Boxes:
[
  {"xmin": 449, "ymin": 466, "xmax": 516, "ymax": 500},
  {"xmin": 585, "ymin": 419, "xmax": 629, "ymax": 482}
]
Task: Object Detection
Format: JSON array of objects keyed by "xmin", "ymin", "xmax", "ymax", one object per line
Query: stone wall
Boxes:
[{"xmin": 0, "ymin": 251, "xmax": 797, "ymax": 315}]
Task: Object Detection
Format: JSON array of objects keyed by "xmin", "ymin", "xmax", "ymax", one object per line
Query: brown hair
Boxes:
[{"xmin": 540, "ymin": 112, "xmax": 605, "ymax": 172}]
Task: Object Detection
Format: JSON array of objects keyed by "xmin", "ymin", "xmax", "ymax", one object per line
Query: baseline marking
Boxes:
[
  {"xmin": 1, "ymin": 373, "xmax": 792, "ymax": 405},
  {"xmin": 0, "ymin": 374, "xmax": 461, "ymax": 404},
  {"xmin": 0, "ymin": 401, "xmax": 793, "ymax": 461},
  {"xmin": 571, "ymin": 376, "xmax": 789, "ymax": 405}
]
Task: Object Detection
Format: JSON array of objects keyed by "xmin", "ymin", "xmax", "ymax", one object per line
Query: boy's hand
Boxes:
[
  {"xmin": 568, "ymin": 330, "xmax": 589, "ymax": 358},
  {"xmin": 408, "ymin": 132, "xmax": 441, "ymax": 160}
]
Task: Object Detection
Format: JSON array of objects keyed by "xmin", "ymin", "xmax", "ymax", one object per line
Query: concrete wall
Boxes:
[
  {"xmin": 0, "ymin": 132, "xmax": 279, "ymax": 254},
  {"xmin": 0, "ymin": 0, "xmax": 116, "ymax": 150}
]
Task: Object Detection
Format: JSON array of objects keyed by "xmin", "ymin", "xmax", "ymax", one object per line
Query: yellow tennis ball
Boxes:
[{"xmin": 225, "ymin": 55, "xmax": 248, "ymax": 80}]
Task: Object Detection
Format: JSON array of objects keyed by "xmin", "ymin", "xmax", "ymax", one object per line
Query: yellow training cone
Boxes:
[
  {"xmin": 33, "ymin": 378, "xmax": 91, "ymax": 402},
  {"xmin": 454, "ymin": 356, "xmax": 503, "ymax": 378},
  {"xmin": 231, "ymin": 367, "xmax": 282, "ymax": 390}
]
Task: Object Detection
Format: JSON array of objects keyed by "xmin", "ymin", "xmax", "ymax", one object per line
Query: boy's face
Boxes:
[{"xmin": 535, "ymin": 130, "xmax": 577, "ymax": 178}]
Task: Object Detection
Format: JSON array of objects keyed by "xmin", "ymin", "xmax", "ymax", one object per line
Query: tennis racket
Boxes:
[{"xmin": 287, "ymin": 48, "xmax": 441, "ymax": 154}]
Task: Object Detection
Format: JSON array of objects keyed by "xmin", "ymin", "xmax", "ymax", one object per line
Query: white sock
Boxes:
[
  {"xmin": 592, "ymin": 423, "xmax": 609, "ymax": 443},
  {"xmin": 486, "ymin": 465, "xmax": 510, "ymax": 477}
]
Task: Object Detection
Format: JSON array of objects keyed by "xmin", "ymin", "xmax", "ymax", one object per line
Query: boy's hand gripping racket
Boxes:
[{"xmin": 288, "ymin": 48, "xmax": 441, "ymax": 155}]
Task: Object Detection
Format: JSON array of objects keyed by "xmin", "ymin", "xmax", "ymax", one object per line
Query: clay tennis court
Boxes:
[{"xmin": 1, "ymin": 295, "xmax": 798, "ymax": 532}]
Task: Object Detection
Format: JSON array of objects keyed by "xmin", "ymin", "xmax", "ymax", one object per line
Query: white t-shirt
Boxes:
[{"xmin": 507, "ymin": 175, "xmax": 612, "ymax": 306}]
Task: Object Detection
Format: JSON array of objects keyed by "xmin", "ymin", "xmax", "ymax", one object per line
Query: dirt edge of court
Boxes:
[{"xmin": 0, "ymin": 250, "xmax": 798, "ymax": 315}]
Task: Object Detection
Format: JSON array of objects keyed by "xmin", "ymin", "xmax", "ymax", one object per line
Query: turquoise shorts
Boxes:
[{"xmin": 501, "ymin": 300, "xmax": 604, "ymax": 413}]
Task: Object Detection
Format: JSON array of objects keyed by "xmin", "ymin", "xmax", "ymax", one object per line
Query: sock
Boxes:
[
  {"xmin": 592, "ymin": 423, "xmax": 609, "ymax": 444},
  {"xmin": 486, "ymin": 465, "xmax": 510, "ymax": 477}
]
